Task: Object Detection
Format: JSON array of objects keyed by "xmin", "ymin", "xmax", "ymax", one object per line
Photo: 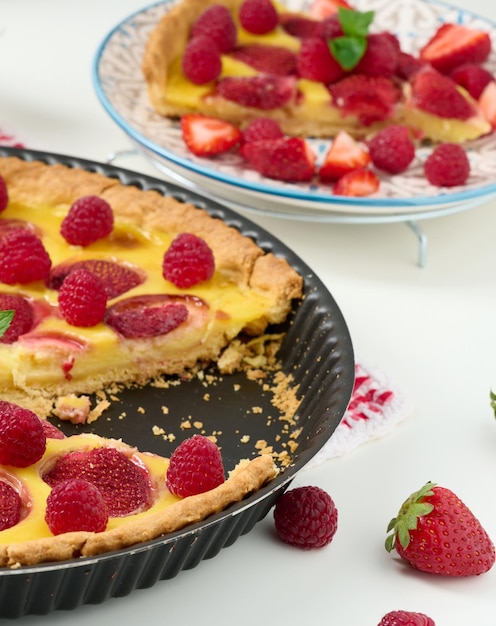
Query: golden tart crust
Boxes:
[
  {"xmin": 0, "ymin": 156, "xmax": 303, "ymax": 417},
  {"xmin": 0, "ymin": 433, "xmax": 277, "ymax": 567}
]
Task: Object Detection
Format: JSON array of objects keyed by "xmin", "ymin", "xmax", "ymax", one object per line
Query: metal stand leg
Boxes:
[{"xmin": 406, "ymin": 221, "xmax": 428, "ymax": 268}]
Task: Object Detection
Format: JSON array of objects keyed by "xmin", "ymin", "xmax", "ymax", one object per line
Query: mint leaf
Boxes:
[
  {"xmin": 339, "ymin": 7, "xmax": 375, "ymax": 37},
  {"xmin": 0, "ymin": 310, "xmax": 14, "ymax": 338},
  {"xmin": 491, "ymin": 389, "xmax": 496, "ymax": 418},
  {"xmin": 329, "ymin": 35, "xmax": 367, "ymax": 70},
  {"xmin": 328, "ymin": 8, "xmax": 375, "ymax": 71}
]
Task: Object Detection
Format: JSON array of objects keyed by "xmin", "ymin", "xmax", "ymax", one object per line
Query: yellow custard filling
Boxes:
[
  {"xmin": 0, "ymin": 434, "xmax": 178, "ymax": 545},
  {"xmin": 0, "ymin": 201, "xmax": 278, "ymax": 391}
]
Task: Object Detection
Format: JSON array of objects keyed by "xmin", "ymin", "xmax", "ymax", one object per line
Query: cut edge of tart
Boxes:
[
  {"xmin": 0, "ymin": 156, "xmax": 303, "ymax": 419},
  {"xmin": 0, "ymin": 426, "xmax": 278, "ymax": 568}
]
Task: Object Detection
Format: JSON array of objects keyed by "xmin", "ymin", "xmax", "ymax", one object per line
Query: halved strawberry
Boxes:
[
  {"xmin": 333, "ymin": 168, "xmax": 379, "ymax": 196},
  {"xmin": 180, "ymin": 114, "xmax": 242, "ymax": 157},
  {"xmin": 47, "ymin": 259, "xmax": 145, "ymax": 299},
  {"xmin": 230, "ymin": 44, "xmax": 297, "ymax": 76},
  {"xmin": 43, "ymin": 446, "xmax": 153, "ymax": 517},
  {"xmin": 240, "ymin": 137, "xmax": 316, "ymax": 182},
  {"xmin": 309, "ymin": 0, "xmax": 354, "ymax": 20},
  {"xmin": 278, "ymin": 13, "xmax": 323, "ymax": 39},
  {"xmin": 319, "ymin": 131, "xmax": 370, "ymax": 182},
  {"xmin": 409, "ymin": 68, "xmax": 476, "ymax": 120},
  {"xmin": 419, "ymin": 23, "xmax": 491, "ymax": 74},
  {"xmin": 479, "ymin": 80, "xmax": 496, "ymax": 128},
  {"xmin": 216, "ymin": 75, "xmax": 296, "ymax": 110},
  {"xmin": 105, "ymin": 294, "xmax": 206, "ymax": 339}
]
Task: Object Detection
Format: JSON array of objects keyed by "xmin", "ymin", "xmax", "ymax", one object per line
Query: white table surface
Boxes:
[{"xmin": 1, "ymin": 1, "xmax": 496, "ymax": 624}]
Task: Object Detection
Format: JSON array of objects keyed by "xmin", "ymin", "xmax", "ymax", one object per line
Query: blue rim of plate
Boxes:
[{"xmin": 93, "ymin": 0, "xmax": 496, "ymax": 211}]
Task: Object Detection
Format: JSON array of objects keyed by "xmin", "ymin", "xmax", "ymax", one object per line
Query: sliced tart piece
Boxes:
[{"xmin": 0, "ymin": 156, "xmax": 303, "ymax": 417}]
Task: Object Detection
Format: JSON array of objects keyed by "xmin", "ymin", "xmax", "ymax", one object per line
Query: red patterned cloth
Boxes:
[{"xmin": 304, "ymin": 362, "xmax": 411, "ymax": 468}]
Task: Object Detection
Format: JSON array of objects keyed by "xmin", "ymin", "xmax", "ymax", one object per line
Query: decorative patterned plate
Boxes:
[
  {"xmin": 0, "ymin": 146, "xmax": 354, "ymax": 618},
  {"xmin": 93, "ymin": 0, "xmax": 496, "ymax": 218}
]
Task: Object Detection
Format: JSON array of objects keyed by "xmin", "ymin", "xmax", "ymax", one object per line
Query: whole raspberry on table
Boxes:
[
  {"xmin": 0, "ymin": 480, "xmax": 22, "ymax": 531},
  {"xmin": 368, "ymin": 125, "xmax": 415, "ymax": 175},
  {"xmin": 45, "ymin": 478, "xmax": 108, "ymax": 535},
  {"xmin": 239, "ymin": 0, "xmax": 278, "ymax": 35},
  {"xmin": 0, "ymin": 401, "xmax": 46, "ymax": 467},
  {"xmin": 377, "ymin": 610, "xmax": 436, "ymax": 626},
  {"xmin": 44, "ymin": 447, "xmax": 153, "ymax": 517},
  {"xmin": 60, "ymin": 195, "xmax": 114, "ymax": 246},
  {"xmin": 58, "ymin": 269, "xmax": 108, "ymax": 327},
  {"xmin": 273, "ymin": 485, "xmax": 338, "ymax": 549},
  {"xmin": 182, "ymin": 35, "xmax": 222, "ymax": 85},
  {"xmin": 166, "ymin": 435, "xmax": 225, "ymax": 498},
  {"xmin": 0, "ymin": 228, "xmax": 52, "ymax": 284},
  {"xmin": 190, "ymin": 4, "xmax": 237, "ymax": 54},
  {"xmin": 0, "ymin": 175, "xmax": 8, "ymax": 212},
  {"xmin": 162, "ymin": 233, "xmax": 215, "ymax": 288},
  {"xmin": 424, "ymin": 143, "xmax": 470, "ymax": 187},
  {"xmin": 0, "ymin": 293, "xmax": 34, "ymax": 343}
]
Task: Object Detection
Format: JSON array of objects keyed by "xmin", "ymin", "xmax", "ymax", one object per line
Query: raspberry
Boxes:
[
  {"xmin": 43, "ymin": 447, "xmax": 152, "ymax": 517},
  {"xmin": 241, "ymin": 136, "xmax": 316, "ymax": 182},
  {"xmin": 0, "ymin": 293, "xmax": 34, "ymax": 343},
  {"xmin": 296, "ymin": 37, "xmax": 344, "ymax": 83},
  {"xmin": 320, "ymin": 13, "xmax": 343, "ymax": 39},
  {"xmin": 377, "ymin": 610, "xmax": 436, "ymax": 626},
  {"xmin": 450, "ymin": 63, "xmax": 494, "ymax": 100},
  {"xmin": 242, "ymin": 117, "xmax": 284, "ymax": 143},
  {"xmin": 368, "ymin": 125, "xmax": 415, "ymax": 174},
  {"xmin": 279, "ymin": 14, "xmax": 323, "ymax": 39},
  {"xmin": 424, "ymin": 143, "xmax": 470, "ymax": 187},
  {"xmin": 60, "ymin": 195, "xmax": 114, "ymax": 246},
  {"xmin": 0, "ymin": 228, "xmax": 51, "ymax": 285},
  {"xmin": 45, "ymin": 478, "xmax": 108, "ymax": 535},
  {"xmin": 48, "ymin": 259, "xmax": 144, "ymax": 298},
  {"xmin": 0, "ymin": 175, "xmax": 8, "ymax": 213},
  {"xmin": 273, "ymin": 485, "xmax": 338, "ymax": 549},
  {"xmin": 0, "ymin": 481, "xmax": 22, "ymax": 531},
  {"xmin": 355, "ymin": 33, "xmax": 400, "ymax": 78},
  {"xmin": 106, "ymin": 296, "xmax": 188, "ymax": 338},
  {"xmin": 191, "ymin": 4, "xmax": 237, "ymax": 53},
  {"xmin": 182, "ymin": 35, "xmax": 222, "ymax": 85},
  {"xmin": 166, "ymin": 435, "xmax": 225, "ymax": 498},
  {"xmin": 0, "ymin": 401, "xmax": 46, "ymax": 467},
  {"xmin": 239, "ymin": 0, "xmax": 278, "ymax": 35},
  {"xmin": 58, "ymin": 269, "xmax": 108, "ymax": 327},
  {"xmin": 162, "ymin": 233, "xmax": 215, "ymax": 288}
]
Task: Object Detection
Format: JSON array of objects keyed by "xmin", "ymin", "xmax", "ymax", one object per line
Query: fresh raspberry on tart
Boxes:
[
  {"xmin": 0, "ymin": 293, "xmax": 34, "ymax": 344},
  {"xmin": 60, "ymin": 195, "xmax": 114, "ymax": 247},
  {"xmin": 0, "ymin": 228, "xmax": 51, "ymax": 285},
  {"xmin": 58, "ymin": 269, "xmax": 108, "ymax": 328}
]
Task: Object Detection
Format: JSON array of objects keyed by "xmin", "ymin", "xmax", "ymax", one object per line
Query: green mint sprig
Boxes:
[
  {"xmin": 491, "ymin": 389, "xmax": 496, "ymax": 418},
  {"xmin": 329, "ymin": 7, "xmax": 375, "ymax": 71},
  {"xmin": 0, "ymin": 310, "xmax": 14, "ymax": 338}
]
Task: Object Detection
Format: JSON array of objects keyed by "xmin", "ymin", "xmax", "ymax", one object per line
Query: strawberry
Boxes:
[
  {"xmin": 329, "ymin": 75, "xmax": 400, "ymax": 126},
  {"xmin": 230, "ymin": 44, "xmax": 297, "ymax": 76},
  {"xmin": 278, "ymin": 13, "xmax": 323, "ymax": 39},
  {"xmin": 105, "ymin": 294, "xmax": 204, "ymax": 339},
  {"xmin": 43, "ymin": 446, "xmax": 153, "ymax": 517},
  {"xmin": 240, "ymin": 136, "xmax": 316, "ymax": 182},
  {"xmin": 419, "ymin": 23, "xmax": 491, "ymax": 75},
  {"xmin": 180, "ymin": 114, "xmax": 242, "ymax": 157},
  {"xmin": 409, "ymin": 68, "xmax": 475, "ymax": 120},
  {"xmin": 333, "ymin": 168, "xmax": 379, "ymax": 196},
  {"xmin": 354, "ymin": 32, "xmax": 399, "ymax": 78},
  {"xmin": 47, "ymin": 259, "xmax": 144, "ymax": 299},
  {"xmin": 450, "ymin": 63, "xmax": 494, "ymax": 100},
  {"xmin": 318, "ymin": 131, "xmax": 370, "ymax": 182},
  {"xmin": 296, "ymin": 37, "xmax": 345, "ymax": 83},
  {"xmin": 385, "ymin": 481, "xmax": 495, "ymax": 577},
  {"xmin": 479, "ymin": 80, "xmax": 496, "ymax": 128},
  {"xmin": 309, "ymin": 0, "xmax": 354, "ymax": 20},
  {"xmin": 216, "ymin": 75, "xmax": 296, "ymax": 110}
]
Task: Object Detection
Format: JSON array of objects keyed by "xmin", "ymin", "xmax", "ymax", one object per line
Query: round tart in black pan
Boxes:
[{"xmin": 0, "ymin": 146, "xmax": 354, "ymax": 618}]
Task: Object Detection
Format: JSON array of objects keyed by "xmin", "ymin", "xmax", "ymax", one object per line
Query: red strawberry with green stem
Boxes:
[{"xmin": 385, "ymin": 481, "xmax": 495, "ymax": 576}]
